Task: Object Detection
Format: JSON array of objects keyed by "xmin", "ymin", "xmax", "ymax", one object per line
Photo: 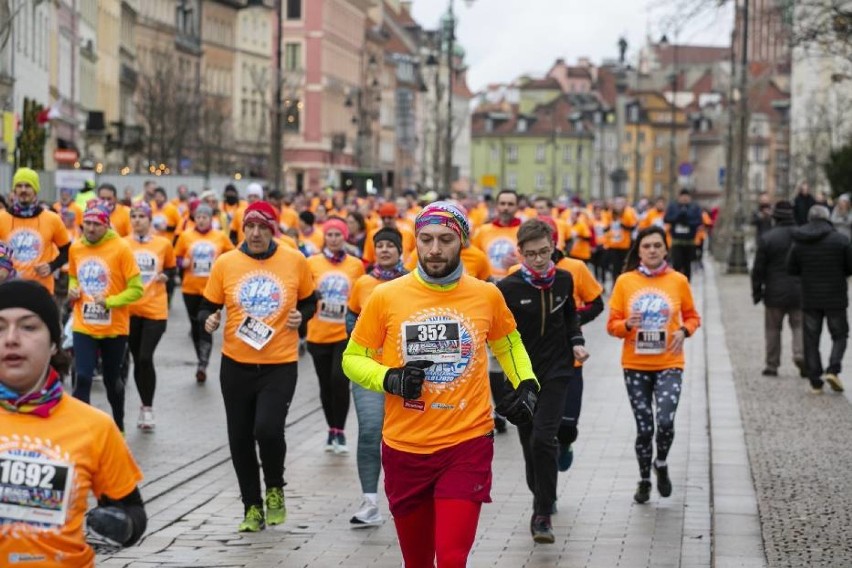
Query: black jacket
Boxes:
[
  {"xmin": 787, "ymin": 220, "xmax": 852, "ymax": 310},
  {"xmin": 793, "ymin": 193, "xmax": 816, "ymax": 226},
  {"xmin": 497, "ymin": 269, "xmax": 584, "ymax": 381},
  {"xmin": 750, "ymin": 209, "xmax": 773, "ymax": 237},
  {"xmin": 751, "ymin": 221, "xmax": 801, "ymax": 308},
  {"xmin": 664, "ymin": 202, "xmax": 703, "ymax": 243}
]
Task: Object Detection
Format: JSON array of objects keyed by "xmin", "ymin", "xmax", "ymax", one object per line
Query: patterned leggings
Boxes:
[{"xmin": 623, "ymin": 368, "xmax": 683, "ymax": 479}]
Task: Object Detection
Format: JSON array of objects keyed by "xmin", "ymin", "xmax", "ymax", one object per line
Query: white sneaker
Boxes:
[
  {"xmin": 350, "ymin": 498, "xmax": 383, "ymax": 528},
  {"xmin": 138, "ymin": 406, "xmax": 155, "ymax": 431},
  {"xmin": 333, "ymin": 431, "xmax": 349, "ymax": 455}
]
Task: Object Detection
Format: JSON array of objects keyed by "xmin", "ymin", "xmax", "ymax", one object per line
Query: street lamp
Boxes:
[
  {"xmin": 443, "ymin": 0, "xmax": 475, "ymax": 195},
  {"xmin": 727, "ymin": 0, "xmax": 750, "ymax": 274}
]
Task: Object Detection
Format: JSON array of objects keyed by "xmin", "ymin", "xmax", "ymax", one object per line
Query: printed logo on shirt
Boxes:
[
  {"xmin": 152, "ymin": 214, "xmax": 167, "ymax": 232},
  {"xmin": 189, "ymin": 241, "xmax": 217, "ymax": 276},
  {"xmin": 317, "ymin": 271, "xmax": 351, "ymax": 313},
  {"xmin": 303, "ymin": 240, "xmax": 319, "ymax": 256},
  {"xmin": 134, "ymin": 251, "xmax": 158, "ymax": 285},
  {"xmin": 77, "ymin": 257, "xmax": 110, "ymax": 296},
  {"xmin": 8, "ymin": 229, "xmax": 42, "ymax": 263},
  {"xmin": 486, "ymin": 237, "xmax": 515, "ymax": 270},
  {"xmin": 629, "ymin": 289, "xmax": 673, "ymax": 330},
  {"xmin": 397, "ymin": 307, "xmax": 478, "ymax": 392},
  {"xmin": 236, "ymin": 271, "xmax": 285, "ymax": 319}
]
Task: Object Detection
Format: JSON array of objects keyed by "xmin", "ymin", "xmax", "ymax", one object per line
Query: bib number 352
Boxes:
[{"xmin": 402, "ymin": 321, "xmax": 461, "ymax": 364}]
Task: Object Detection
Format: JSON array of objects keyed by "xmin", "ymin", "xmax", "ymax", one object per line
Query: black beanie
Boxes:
[
  {"xmin": 772, "ymin": 200, "xmax": 794, "ymax": 221},
  {"xmin": 0, "ymin": 280, "xmax": 62, "ymax": 346},
  {"xmin": 373, "ymin": 227, "xmax": 403, "ymax": 253}
]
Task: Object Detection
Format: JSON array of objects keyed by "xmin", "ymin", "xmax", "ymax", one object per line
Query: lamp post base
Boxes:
[{"xmin": 727, "ymin": 230, "xmax": 749, "ymax": 274}]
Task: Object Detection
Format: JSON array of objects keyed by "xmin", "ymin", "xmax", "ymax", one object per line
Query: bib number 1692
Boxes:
[{"xmin": 0, "ymin": 459, "xmax": 56, "ymax": 489}]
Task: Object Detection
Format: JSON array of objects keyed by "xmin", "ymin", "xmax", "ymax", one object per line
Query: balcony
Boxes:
[{"xmin": 120, "ymin": 64, "xmax": 138, "ymax": 88}]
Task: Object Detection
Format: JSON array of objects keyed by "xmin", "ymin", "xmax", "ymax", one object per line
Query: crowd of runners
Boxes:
[{"xmin": 0, "ymin": 167, "xmax": 710, "ymax": 566}]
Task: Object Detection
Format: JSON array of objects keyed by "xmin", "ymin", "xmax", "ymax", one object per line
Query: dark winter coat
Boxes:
[
  {"xmin": 751, "ymin": 221, "xmax": 801, "ymax": 308},
  {"xmin": 787, "ymin": 219, "xmax": 852, "ymax": 310},
  {"xmin": 793, "ymin": 193, "xmax": 816, "ymax": 226},
  {"xmin": 663, "ymin": 202, "xmax": 703, "ymax": 243}
]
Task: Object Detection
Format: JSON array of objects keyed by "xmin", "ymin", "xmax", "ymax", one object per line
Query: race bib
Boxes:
[
  {"xmin": 673, "ymin": 223, "xmax": 690, "ymax": 235},
  {"xmin": 192, "ymin": 258, "xmax": 212, "ymax": 276},
  {"xmin": 236, "ymin": 315, "xmax": 275, "ymax": 350},
  {"xmin": 402, "ymin": 321, "xmax": 462, "ymax": 364},
  {"xmin": 318, "ymin": 300, "xmax": 346, "ymax": 323},
  {"xmin": 0, "ymin": 454, "xmax": 74, "ymax": 527},
  {"xmin": 635, "ymin": 329, "xmax": 666, "ymax": 355},
  {"xmin": 82, "ymin": 302, "xmax": 111, "ymax": 325}
]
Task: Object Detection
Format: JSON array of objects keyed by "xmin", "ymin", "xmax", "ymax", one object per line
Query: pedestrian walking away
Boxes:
[
  {"xmin": 200, "ymin": 200, "xmax": 316, "ymax": 532},
  {"xmin": 607, "ymin": 226, "xmax": 701, "ymax": 505},
  {"xmin": 345, "ymin": 227, "xmax": 408, "ymax": 528},
  {"xmin": 497, "ymin": 218, "xmax": 589, "ymax": 544},
  {"xmin": 306, "ymin": 216, "xmax": 365, "ymax": 454},
  {"xmin": 750, "ymin": 200, "xmax": 804, "ymax": 378},
  {"xmin": 124, "ymin": 202, "xmax": 177, "ymax": 430},
  {"xmin": 68, "ymin": 201, "xmax": 144, "ymax": 432},
  {"xmin": 343, "ymin": 201, "xmax": 539, "ymax": 567},
  {"xmin": 174, "ymin": 202, "xmax": 234, "ymax": 383},
  {"xmin": 787, "ymin": 205, "xmax": 852, "ymax": 394},
  {"xmin": 0, "ymin": 279, "xmax": 147, "ymax": 566},
  {"xmin": 664, "ymin": 189, "xmax": 703, "ymax": 281}
]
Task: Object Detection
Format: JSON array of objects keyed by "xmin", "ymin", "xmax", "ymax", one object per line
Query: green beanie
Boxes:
[{"xmin": 13, "ymin": 167, "xmax": 40, "ymax": 194}]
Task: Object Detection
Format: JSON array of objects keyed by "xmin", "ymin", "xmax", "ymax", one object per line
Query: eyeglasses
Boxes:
[{"xmin": 521, "ymin": 247, "xmax": 552, "ymax": 260}]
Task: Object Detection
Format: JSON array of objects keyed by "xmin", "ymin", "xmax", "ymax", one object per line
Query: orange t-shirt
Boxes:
[
  {"xmin": 471, "ymin": 223, "xmax": 520, "ymax": 279},
  {"xmin": 639, "ymin": 208, "xmax": 667, "ymax": 230},
  {"xmin": 361, "ymin": 226, "xmax": 416, "ymax": 264},
  {"xmin": 348, "ymin": 274, "xmax": 384, "ymax": 316},
  {"xmin": 52, "ymin": 202, "xmax": 83, "ymax": 227},
  {"xmin": 299, "ymin": 229, "xmax": 325, "ymax": 257},
  {"xmin": 404, "ymin": 246, "xmax": 492, "ymax": 281},
  {"xmin": 174, "ymin": 230, "xmax": 234, "ymax": 295},
  {"xmin": 607, "ymin": 269, "xmax": 701, "ymax": 371},
  {"xmin": 0, "ymin": 210, "xmax": 71, "ymax": 293},
  {"xmin": 603, "ymin": 208, "xmax": 638, "ymax": 250},
  {"xmin": 306, "ymin": 254, "xmax": 365, "ymax": 344},
  {"xmin": 125, "ymin": 235, "xmax": 176, "ymax": 320},
  {"xmin": 351, "ymin": 273, "xmax": 518, "ymax": 454},
  {"xmin": 203, "ymin": 246, "xmax": 315, "ymax": 364},
  {"xmin": 222, "ymin": 201, "xmax": 246, "ymax": 227},
  {"xmin": 109, "ymin": 205, "xmax": 132, "ymax": 238},
  {"xmin": 0, "ymin": 396, "xmax": 143, "ymax": 568},
  {"xmin": 279, "ymin": 206, "xmax": 299, "ymax": 231},
  {"xmin": 69, "ymin": 234, "xmax": 140, "ymax": 337},
  {"xmin": 149, "ymin": 202, "xmax": 181, "ymax": 242},
  {"xmin": 568, "ymin": 217, "xmax": 593, "ymax": 261}
]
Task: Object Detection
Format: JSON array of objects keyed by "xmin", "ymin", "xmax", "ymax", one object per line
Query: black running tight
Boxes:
[{"xmin": 623, "ymin": 368, "xmax": 683, "ymax": 478}]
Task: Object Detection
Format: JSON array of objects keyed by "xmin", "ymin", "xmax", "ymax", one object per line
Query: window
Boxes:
[
  {"xmin": 506, "ymin": 144, "xmax": 518, "ymax": 163},
  {"xmin": 637, "ymin": 181, "xmax": 645, "ymax": 194},
  {"xmin": 752, "ymin": 172, "xmax": 763, "ymax": 192},
  {"xmin": 286, "ymin": 0, "xmax": 302, "ymax": 19},
  {"xmin": 490, "ymin": 145, "xmax": 498, "ymax": 161},
  {"xmin": 577, "ymin": 145, "xmax": 583, "ymax": 161},
  {"xmin": 654, "ymin": 182, "xmax": 663, "ymax": 195},
  {"xmin": 638, "ymin": 132, "xmax": 646, "ymax": 144},
  {"xmin": 562, "ymin": 173, "xmax": 572, "ymax": 191},
  {"xmin": 507, "ymin": 172, "xmax": 518, "ymax": 189},
  {"xmin": 535, "ymin": 172, "xmax": 546, "ymax": 189},
  {"xmin": 535, "ymin": 145, "xmax": 546, "ymax": 163},
  {"xmin": 625, "ymin": 132, "xmax": 632, "ymax": 143},
  {"xmin": 655, "ymin": 134, "xmax": 666, "ymax": 148},
  {"xmin": 563, "ymin": 145, "xmax": 572, "ymax": 163},
  {"xmin": 654, "ymin": 156, "xmax": 664, "ymax": 173},
  {"xmin": 285, "ymin": 43, "xmax": 301, "ymax": 71},
  {"xmin": 517, "ymin": 118, "xmax": 527, "ymax": 133}
]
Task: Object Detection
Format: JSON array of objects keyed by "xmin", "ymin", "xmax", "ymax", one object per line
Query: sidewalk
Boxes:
[{"xmin": 94, "ymin": 263, "xmax": 764, "ymax": 567}]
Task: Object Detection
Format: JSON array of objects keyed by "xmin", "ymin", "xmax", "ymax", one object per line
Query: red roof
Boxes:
[
  {"xmin": 519, "ymin": 77, "xmax": 562, "ymax": 90},
  {"xmin": 595, "ymin": 66, "xmax": 618, "ymax": 107},
  {"xmin": 566, "ymin": 66, "xmax": 592, "ymax": 79},
  {"xmin": 654, "ymin": 44, "xmax": 730, "ymax": 67}
]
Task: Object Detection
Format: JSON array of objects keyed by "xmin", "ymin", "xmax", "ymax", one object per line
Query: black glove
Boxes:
[
  {"xmin": 85, "ymin": 506, "xmax": 134, "ymax": 553},
  {"xmin": 495, "ymin": 379, "xmax": 539, "ymax": 426},
  {"xmin": 383, "ymin": 360, "xmax": 433, "ymax": 400}
]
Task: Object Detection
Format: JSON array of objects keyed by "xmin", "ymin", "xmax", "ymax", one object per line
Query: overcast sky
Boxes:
[{"xmin": 410, "ymin": 0, "xmax": 734, "ymax": 92}]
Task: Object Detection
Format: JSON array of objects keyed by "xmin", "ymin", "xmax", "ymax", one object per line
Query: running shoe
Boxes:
[
  {"xmin": 794, "ymin": 360, "xmax": 807, "ymax": 378},
  {"xmin": 238, "ymin": 505, "xmax": 265, "ymax": 532},
  {"xmin": 530, "ymin": 514, "xmax": 555, "ymax": 544},
  {"xmin": 761, "ymin": 368, "xmax": 778, "ymax": 377},
  {"xmin": 825, "ymin": 373, "xmax": 845, "ymax": 392},
  {"xmin": 325, "ymin": 430, "xmax": 335, "ymax": 452},
  {"xmin": 557, "ymin": 444, "xmax": 574, "ymax": 472},
  {"xmin": 634, "ymin": 480, "xmax": 652, "ymax": 504},
  {"xmin": 137, "ymin": 406, "xmax": 155, "ymax": 432},
  {"xmin": 265, "ymin": 487, "xmax": 286, "ymax": 526},
  {"xmin": 810, "ymin": 378, "xmax": 825, "ymax": 394},
  {"xmin": 653, "ymin": 464, "xmax": 672, "ymax": 497},
  {"xmin": 196, "ymin": 368, "xmax": 207, "ymax": 383},
  {"xmin": 334, "ymin": 431, "xmax": 349, "ymax": 455},
  {"xmin": 350, "ymin": 498, "xmax": 383, "ymax": 528}
]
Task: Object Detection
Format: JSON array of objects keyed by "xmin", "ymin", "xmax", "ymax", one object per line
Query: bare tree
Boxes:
[
  {"xmin": 790, "ymin": 1, "xmax": 852, "ymax": 63},
  {"xmin": 198, "ymin": 98, "xmax": 232, "ymax": 178}
]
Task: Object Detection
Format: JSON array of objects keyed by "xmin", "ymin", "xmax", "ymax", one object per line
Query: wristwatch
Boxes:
[{"xmin": 679, "ymin": 326, "xmax": 690, "ymax": 338}]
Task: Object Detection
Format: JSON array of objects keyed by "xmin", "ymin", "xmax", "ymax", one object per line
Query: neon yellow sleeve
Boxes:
[
  {"xmin": 342, "ymin": 338, "xmax": 389, "ymax": 393},
  {"xmin": 105, "ymin": 274, "xmax": 144, "ymax": 309},
  {"xmin": 488, "ymin": 330, "xmax": 539, "ymax": 390},
  {"xmin": 69, "ymin": 276, "xmax": 78, "ymax": 290}
]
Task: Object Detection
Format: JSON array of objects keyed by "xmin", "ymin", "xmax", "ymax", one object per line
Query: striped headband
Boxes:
[{"xmin": 414, "ymin": 201, "xmax": 470, "ymax": 244}]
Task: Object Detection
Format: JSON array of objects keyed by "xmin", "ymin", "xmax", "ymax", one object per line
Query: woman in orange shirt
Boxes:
[
  {"xmin": 306, "ymin": 217, "xmax": 365, "ymax": 453},
  {"xmin": 174, "ymin": 203, "xmax": 234, "ymax": 383},
  {"xmin": 0, "ymin": 280, "xmax": 147, "ymax": 566},
  {"xmin": 607, "ymin": 226, "xmax": 701, "ymax": 505}
]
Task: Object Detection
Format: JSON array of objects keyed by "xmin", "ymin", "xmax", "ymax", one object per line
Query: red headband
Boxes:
[{"xmin": 323, "ymin": 218, "xmax": 349, "ymax": 240}]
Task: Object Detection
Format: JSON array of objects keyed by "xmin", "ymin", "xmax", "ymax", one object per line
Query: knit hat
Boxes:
[
  {"xmin": 246, "ymin": 183, "xmax": 264, "ymax": 199},
  {"xmin": 194, "ymin": 204, "xmax": 214, "ymax": 218},
  {"xmin": 373, "ymin": 227, "xmax": 403, "ymax": 253},
  {"xmin": 83, "ymin": 201, "xmax": 111, "ymax": 225},
  {"xmin": 772, "ymin": 200, "xmax": 794, "ymax": 222},
  {"xmin": 243, "ymin": 200, "xmax": 279, "ymax": 235},
  {"xmin": 0, "ymin": 280, "xmax": 62, "ymax": 347},
  {"xmin": 323, "ymin": 217, "xmax": 350, "ymax": 240},
  {"xmin": 378, "ymin": 202, "xmax": 398, "ymax": 218},
  {"xmin": 12, "ymin": 167, "xmax": 40, "ymax": 194},
  {"xmin": 415, "ymin": 201, "xmax": 470, "ymax": 245}
]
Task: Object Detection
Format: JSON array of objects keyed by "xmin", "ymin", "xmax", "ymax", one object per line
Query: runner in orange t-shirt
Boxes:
[
  {"xmin": 68, "ymin": 201, "xmax": 144, "ymax": 432},
  {"xmin": 298, "ymin": 210, "xmax": 325, "ymax": 256},
  {"xmin": 53, "ymin": 187, "xmax": 83, "ymax": 227},
  {"xmin": 342, "ymin": 201, "xmax": 539, "ymax": 566},
  {"xmin": 97, "ymin": 183, "xmax": 132, "ymax": 237},
  {"xmin": 607, "ymin": 226, "xmax": 700, "ymax": 505},
  {"xmin": 0, "ymin": 168, "xmax": 71, "ymax": 293},
  {"xmin": 471, "ymin": 189, "xmax": 522, "ymax": 281},
  {"xmin": 306, "ymin": 217, "xmax": 365, "ymax": 453},
  {"xmin": 201, "ymin": 200, "xmax": 316, "ymax": 532},
  {"xmin": 0, "ymin": 280, "xmax": 147, "ymax": 568},
  {"xmin": 124, "ymin": 202, "xmax": 176, "ymax": 430},
  {"xmin": 174, "ymin": 203, "xmax": 234, "ymax": 382}
]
